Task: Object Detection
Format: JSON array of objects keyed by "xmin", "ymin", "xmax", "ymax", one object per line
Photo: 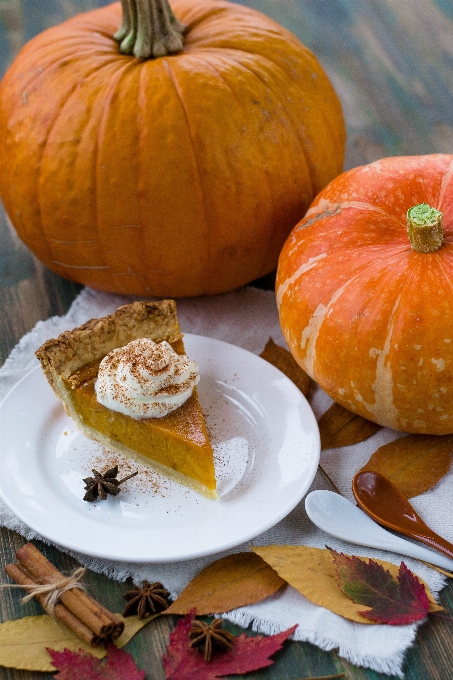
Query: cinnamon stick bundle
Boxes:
[{"xmin": 5, "ymin": 543, "xmax": 124, "ymax": 647}]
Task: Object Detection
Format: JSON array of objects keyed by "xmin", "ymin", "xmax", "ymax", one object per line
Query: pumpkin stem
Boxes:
[
  {"xmin": 115, "ymin": 0, "xmax": 186, "ymax": 59},
  {"xmin": 406, "ymin": 203, "xmax": 444, "ymax": 253}
]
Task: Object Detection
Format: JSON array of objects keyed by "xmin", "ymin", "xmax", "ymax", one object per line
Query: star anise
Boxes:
[
  {"xmin": 122, "ymin": 580, "xmax": 170, "ymax": 619},
  {"xmin": 188, "ymin": 619, "xmax": 235, "ymax": 662},
  {"xmin": 83, "ymin": 466, "xmax": 138, "ymax": 502}
]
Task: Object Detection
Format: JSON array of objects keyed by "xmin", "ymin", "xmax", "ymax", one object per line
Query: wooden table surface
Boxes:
[{"xmin": 1, "ymin": 1, "xmax": 453, "ymax": 678}]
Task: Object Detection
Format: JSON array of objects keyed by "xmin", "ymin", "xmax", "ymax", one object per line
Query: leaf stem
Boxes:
[
  {"xmin": 318, "ymin": 464, "xmax": 342, "ymax": 496},
  {"xmin": 419, "ymin": 561, "xmax": 453, "ymax": 579},
  {"xmin": 431, "ymin": 611, "xmax": 453, "ymax": 622}
]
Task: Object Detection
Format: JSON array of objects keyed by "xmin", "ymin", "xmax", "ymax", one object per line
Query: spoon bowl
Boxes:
[
  {"xmin": 305, "ymin": 490, "xmax": 453, "ymax": 571},
  {"xmin": 352, "ymin": 471, "xmax": 453, "ymax": 561}
]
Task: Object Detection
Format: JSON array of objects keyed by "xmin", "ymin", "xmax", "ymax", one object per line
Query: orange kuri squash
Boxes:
[
  {"xmin": 276, "ymin": 154, "xmax": 453, "ymax": 434},
  {"xmin": 0, "ymin": 0, "xmax": 345, "ymax": 297}
]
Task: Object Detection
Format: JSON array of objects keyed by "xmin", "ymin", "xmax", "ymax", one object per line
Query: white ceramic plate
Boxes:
[{"xmin": 0, "ymin": 335, "xmax": 320, "ymax": 563}]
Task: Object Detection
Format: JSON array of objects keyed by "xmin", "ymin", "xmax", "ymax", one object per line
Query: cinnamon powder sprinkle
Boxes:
[{"xmin": 91, "ymin": 448, "xmax": 168, "ymax": 498}]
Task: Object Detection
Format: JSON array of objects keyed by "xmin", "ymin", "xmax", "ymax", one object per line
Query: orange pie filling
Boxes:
[{"xmin": 63, "ymin": 356, "xmax": 216, "ymax": 494}]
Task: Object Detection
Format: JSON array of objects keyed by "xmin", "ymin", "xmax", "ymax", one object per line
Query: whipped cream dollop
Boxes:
[{"xmin": 94, "ymin": 338, "xmax": 200, "ymax": 419}]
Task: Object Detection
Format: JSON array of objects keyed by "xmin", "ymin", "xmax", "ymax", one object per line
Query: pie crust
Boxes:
[{"xmin": 36, "ymin": 300, "xmax": 217, "ymax": 499}]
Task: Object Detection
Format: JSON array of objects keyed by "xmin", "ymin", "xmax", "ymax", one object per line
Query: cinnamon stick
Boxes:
[
  {"xmin": 4, "ymin": 563, "xmax": 105, "ymax": 646},
  {"xmin": 15, "ymin": 543, "xmax": 123, "ymax": 638}
]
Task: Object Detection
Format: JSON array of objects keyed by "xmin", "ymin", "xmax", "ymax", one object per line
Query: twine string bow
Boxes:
[{"xmin": 2, "ymin": 567, "xmax": 87, "ymax": 612}]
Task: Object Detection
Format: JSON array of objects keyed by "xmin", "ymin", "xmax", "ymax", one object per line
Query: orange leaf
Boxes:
[
  {"xmin": 165, "ymin": 553, "xmax": 285, "ymax": 615},
  {"xmin": 319, "ymin": 402, "xmax": 381, "ymax": 450},
  {"xmin": 359, "ymin": 434, "xmax": 453, "ymax": 498},
  {"xmin": 259, "ymin": 338, "xmax": 312, "ymax": 397}
]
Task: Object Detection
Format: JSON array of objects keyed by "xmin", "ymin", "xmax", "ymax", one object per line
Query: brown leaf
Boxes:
[
  {"xmin": 165, "ymin": 553, "xmax": 286, "ymax": 615},
  {"xmin": 252, "ymin": 545, "xmax": 442, "ymax": 625},
  {"xmin": 359, "ymin": 434, "xmax": 453, "ymax": 498},
  {"xmin": 259, "ymin": 338, "xmax": 313, "ymax": 397},
  {"xmin": 319, "ymin": 402, "xmax": 381, "ymax": 450}
]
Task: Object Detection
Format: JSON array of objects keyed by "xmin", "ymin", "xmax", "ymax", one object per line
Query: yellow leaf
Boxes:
[
  {"xmin": 0, "ymin": 613, "xmax": 153, "ymax": 672},
  {"xmin": 252, "ymin": 545, "xmax": 442, "ymax": 624},
  {"xmin": 165, "ymin": 552, "xmax": 286, "ymax": 615},
  {"xmin": 260, "ymin": 338, "xmax": 313, "ymax": 397}
]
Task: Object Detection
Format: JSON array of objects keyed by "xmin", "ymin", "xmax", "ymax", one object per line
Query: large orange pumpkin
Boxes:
[
  {"xmin": 276, "ymin": 154, "xmax": 453, "ymax": 435},
  {"xmin": 0, "ymin": 0, "xmax": 345, "ymax": 297}
]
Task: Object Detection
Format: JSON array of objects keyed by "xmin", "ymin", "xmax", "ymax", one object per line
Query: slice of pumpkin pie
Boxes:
[{"xmin": 36, "ymin": 300, "xmax": 217, "ymax": 499}]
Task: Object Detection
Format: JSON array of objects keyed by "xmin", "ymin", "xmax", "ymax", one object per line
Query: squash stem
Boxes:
[
  {"xmin": 115, "ymin": 0, "xmax": 186, "ymax": 59},
  {"xmin": 406, "ymin": 203, "xmax": 443, "ymax": 253}
]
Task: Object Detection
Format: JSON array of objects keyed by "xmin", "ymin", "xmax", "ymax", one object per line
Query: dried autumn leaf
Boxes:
[
  {"xmin": 0, "ymin": 614, "xmax": 151, "ymax": 672},
  {"xmin": 252, "ymin": 545, "xmax": 442, "ymax": 624},
  {"xmin": 331, "ymin": 551, "xmax": 430, "ymax": 624},
  {"xmin": 359, "ymin": 434, "xmax": 453, "ymax": 498},
  {"xmin": 260, "ymin": 337, "xmax": 313, "ymax": 397},
  {"xmin": 48, "ymin": 643, "xmax": 144, "ymax": 679},
  {"xmin": 165, "ymin": 552, "xmax": 286, "ymax": 615},
  {"xmin": 162, "ymin": 610, "xmax": 296, "ymax": 679},
  {"xmin": 319, "ymin": 402, "xmax": 382, "ymax": 450}
]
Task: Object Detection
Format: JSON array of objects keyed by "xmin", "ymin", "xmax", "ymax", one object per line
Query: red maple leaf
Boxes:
[
  {"xmin": 162, "ymin": 610, "xmax": 297, "ymax": 679},
  {"xmin": 331, "ymin": 550, "xmax": 430, "ymax": 625},
  {"xmin": 47, "ymin": 643, "xmax": 145, "ymax": 680}
]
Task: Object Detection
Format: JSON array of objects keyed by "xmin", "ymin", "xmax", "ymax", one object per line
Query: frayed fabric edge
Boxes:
[{"xmin": 222, "ymin": 609, "xmax": 413, "ymax": 679}]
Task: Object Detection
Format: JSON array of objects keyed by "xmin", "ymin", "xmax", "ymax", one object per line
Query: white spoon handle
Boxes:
[{"xmin": 305, "ymin": 490, "xmax": 453, "ymax": 571}]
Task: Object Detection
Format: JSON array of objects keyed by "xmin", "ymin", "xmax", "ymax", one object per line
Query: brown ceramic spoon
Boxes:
[{"xmin": 352, "ymin": 470, "xmax": 453, "ymax": 561}]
